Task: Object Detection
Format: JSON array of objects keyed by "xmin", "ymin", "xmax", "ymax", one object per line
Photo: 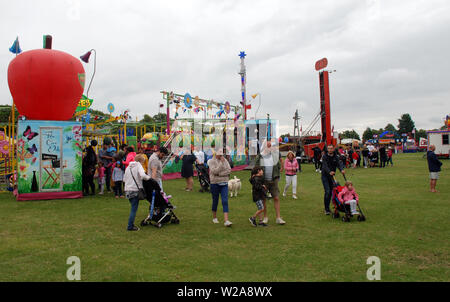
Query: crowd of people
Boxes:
[
  {"xmin": 82, "ymin": 139, "xmax": 169, "ymax": 199},
  {"xmin": 81, "ymin": 136, "xmax": 443, "ymax": 232},
  {"xmin": 312, "ymin": 143, "xmax": 396, "ymax": 171}
]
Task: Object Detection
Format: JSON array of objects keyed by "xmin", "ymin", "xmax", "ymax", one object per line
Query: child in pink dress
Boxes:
[
  {"xmin": 337, "ymin": 181, "xmax": 360, "ymax": 215},
  {"xmin": 97, "ymin": 162, "xmax": 106, "ymax": 194}
]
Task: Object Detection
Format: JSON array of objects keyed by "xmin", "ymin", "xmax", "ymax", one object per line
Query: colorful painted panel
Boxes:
[{"xmin": 17, "ymin": 120, "xmax": 83, "ymax": 200}]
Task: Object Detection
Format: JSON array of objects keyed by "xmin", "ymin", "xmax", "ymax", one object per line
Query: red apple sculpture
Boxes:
[{"xmin": 7, "ymin": 39, "xmax": 85, "ymax": 121}]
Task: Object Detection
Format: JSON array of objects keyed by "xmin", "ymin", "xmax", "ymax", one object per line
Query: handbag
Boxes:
[{"xmin": 130, "ymin": 167, "xmax": 146, "ymax": 200}]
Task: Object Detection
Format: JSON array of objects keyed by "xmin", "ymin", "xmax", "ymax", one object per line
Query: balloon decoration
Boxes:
[
  {"xmin": 194, "ymin": 96, "xmax": 200, "ymax": 107},
  {"xmin": 107, "ymin": 103, "xmax": 115, "ymax": 113},
  {"xmin": 8, "ymin": 46, "xmax": 85, "ymax": 121},
  {"xmin": 284, "ymin": 137, "xmax": 289, "ymax": 143},
  {"xmin": 184, "ymin": 93, "xmax": 192, "ymax": 109},
  {"xmin": 165, "ymin": 91, "xmax": 243, "ymax": 121},
  {"xmin": 224, "ymin": 101, "xmax": 231, "ymax": 114},
  {"xmin": 141, "ymin": 132, "xmax": 158, "ymax": 144}
]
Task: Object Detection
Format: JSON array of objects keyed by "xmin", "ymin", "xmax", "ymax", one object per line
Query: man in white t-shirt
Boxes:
[
  {"xmin": 148, "ymin": 147, "xmax": 169, "ymax": 191},
  {"xmin": 193, "ymin": 148, "xmax": 205, "ymax": 165}
]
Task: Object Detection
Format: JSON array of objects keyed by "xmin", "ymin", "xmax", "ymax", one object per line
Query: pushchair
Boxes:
[
  {"xmin": 331, "ymin": 176, "xmax": 366, "ymax": 222},
  {"xmin": 195, "ymin": 163, "xmax": 210, "ymax": 192},
  {"xmin": 140, "ymin": 178, "xmax": 180, "ymax": 228}
]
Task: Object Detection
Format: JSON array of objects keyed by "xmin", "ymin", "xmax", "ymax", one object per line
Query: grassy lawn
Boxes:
[{"xmin": 0, "ymin": 153, "xmax": 448, "ymax": 282}]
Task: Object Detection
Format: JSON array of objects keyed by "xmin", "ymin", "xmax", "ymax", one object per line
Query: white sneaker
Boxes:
[
  {"xmin": 293, "ymin": 194, "xmax": 297, "ymax": 199},
  {"xmin": 352, "ymin": 211, "xmax": 360, "ymax": 216},
  {"xmin": 262, "ymin": 217, "xmax": 269, "ymax": 224},
  {"xmin": 212, "ymin": 218, "xmax": 219, "ymax": 224},
  {"xmin": 224, "ymin": 220, "xmax": 233, "ymax": 227},
  {"xmin": 276, "ymin": 217, "xmax": 286, "ymax": 225}
]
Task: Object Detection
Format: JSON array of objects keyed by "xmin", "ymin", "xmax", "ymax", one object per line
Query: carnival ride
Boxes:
[{"xmin": 300, "ymin": 58, "xmax": 338, "ymax": 161}]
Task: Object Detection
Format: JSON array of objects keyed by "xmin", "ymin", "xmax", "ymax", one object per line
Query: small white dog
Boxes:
[{"xmin": 228, "ymin": 176, "xmax": 242, "ymax": 197}]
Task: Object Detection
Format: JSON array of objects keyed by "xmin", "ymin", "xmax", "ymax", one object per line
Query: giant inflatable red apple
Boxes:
[{"xmin": 7, "ymin": 48, "xmax": 85, "ymax": 121}]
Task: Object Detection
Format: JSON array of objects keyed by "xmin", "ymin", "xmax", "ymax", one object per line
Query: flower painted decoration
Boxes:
[
  {"xmin": 0, "ymin": 141, "xmax": 9, "ymax": 154},
  {"xmin": 18, "ymin": 160, "xmax": 30, "ymax": 174}
]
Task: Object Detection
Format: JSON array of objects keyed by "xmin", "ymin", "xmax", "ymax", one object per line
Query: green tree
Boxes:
[
  {"xmin": 415, "ymin": 129, "xmax": 427, "ymax": 140},
  {"xmin": 384, "ymin": 123, "xmax": 397, "ymax": 133},
  {"xmin": 340, "ymin": 129, "xmax": 360, "ymax": 140},
  {"xmin": 362, "ymin": 127, "xmax": 373, "ymax": 141},
  {"xmin": 0, "ymin": 105, "xmax": 19, "ymax": 123},
  {"xmin": 397, "ymin": 113, "xmax": 415, "ymax": 134},
  {"xmin": 140, "ymin": 114, "xmax": 154, "ymax": 123}
]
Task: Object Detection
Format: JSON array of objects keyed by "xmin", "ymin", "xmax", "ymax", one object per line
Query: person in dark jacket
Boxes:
[
  {"xmin": 379, "ymin": 145, "xmax": 387, "ymax": 168},
  {"xmin": 427, "ymin": 145, "xmax": 443, "ymax": 193},
  {"xmin": 313, "ymin": 146, "xmax": 322, "ymax": 172},
  {"xmin": 362, "ymin": 146, "xmax": 370, "ymax": 168},
  {"xmin": 321, "ymin": 144, "xmax": 346, "ymax": 215},
  {"xmin": 248, "ymin": 166, "xmax": 268, "ymax": 227},
  {"xmin": 82, "ymin": 140, "xmax": 98, "ymax": 196},
  {"xmin": 295, "ymin": 146, "xmax": 303, "ymax": 172}
]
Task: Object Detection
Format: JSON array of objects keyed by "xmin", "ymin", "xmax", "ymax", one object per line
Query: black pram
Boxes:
[
  {"xmin": 195, "ymin": 163, "xmax": 210, "ymax": 192},
  {"xmin": 140, "ymin": 178, "xmax": 179, "ymax": 228}
]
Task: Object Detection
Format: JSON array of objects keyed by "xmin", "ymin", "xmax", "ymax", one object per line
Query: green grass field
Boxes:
[{"xmin": 0, "ymin": 153, "xmax": 448, "ymax": 281}]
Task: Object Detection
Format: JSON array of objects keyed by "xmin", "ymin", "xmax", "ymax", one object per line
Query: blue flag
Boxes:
[{"xmin": 9, "ymin": 37, "xmax": 22, "ymax": 54}]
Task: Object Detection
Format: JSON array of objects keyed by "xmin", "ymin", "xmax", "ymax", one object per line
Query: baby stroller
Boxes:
[
  {"xmin": 140, "ymin": 178, "xmax": 180, "ymax": 228},
  {"xmin": 195, "ymin": 163, "xmax": 210, "ymax": 192},
  {"xmin": 331, "ymin": 176, "xmax": 366, "ymax": 222}
]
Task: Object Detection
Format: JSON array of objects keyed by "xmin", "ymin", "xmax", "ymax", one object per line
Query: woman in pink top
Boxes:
[
  {"xmin": 123, "ymin": 146, "xmax": 137, "ymax": 169},
  {"xmin": 283, "ymin": 151, "xmax": 299, "ymax": 199},
  {"xmin": 338, "ymin": 181, "xmax": 360, "ymax": 215}
]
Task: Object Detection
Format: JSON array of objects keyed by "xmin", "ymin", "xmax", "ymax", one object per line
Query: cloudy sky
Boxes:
[{"xmin": 1, "ymin": 0, "xmax": 449, "ymax": 136}]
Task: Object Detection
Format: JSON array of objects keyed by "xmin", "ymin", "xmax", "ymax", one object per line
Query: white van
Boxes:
[{"xmin": 427, "ymin": 130, "xmax": 450, "ymax": 158}]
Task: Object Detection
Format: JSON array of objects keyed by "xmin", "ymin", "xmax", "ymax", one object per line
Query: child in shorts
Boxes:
[{"xmin": 249, "ymin": 166, "xmax": 268, "ymax": 227}]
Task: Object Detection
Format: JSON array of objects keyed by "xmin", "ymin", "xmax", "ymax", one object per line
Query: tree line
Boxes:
[{"xmin": 341, "ymin": 113, "xmax": 446, "ymax": 141}]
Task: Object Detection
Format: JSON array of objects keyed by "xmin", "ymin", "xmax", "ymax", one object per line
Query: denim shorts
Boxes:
[
  {"xmin": 430, "ymin": 172, "xmax": 439, "ymax": 180},
  {"xmin": 255, "ymin": 199, "xmax": 264, "ymax": 210}
]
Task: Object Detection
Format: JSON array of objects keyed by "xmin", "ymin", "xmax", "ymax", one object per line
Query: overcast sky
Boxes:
[{"xmin": 1, "ymin": 0, "xmax": 449, "ymax": 136}]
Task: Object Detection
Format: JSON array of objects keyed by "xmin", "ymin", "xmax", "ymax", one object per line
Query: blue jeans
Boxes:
[
  {"xmin": 127, "ymin": 196, "xmax": 140, "ymax": 230},
  {"xmin": 210, "ymin": 183, "xmax": 229, "ymax": 213},
  {"xmin": 321, "ymin": 174, "xmax": 334, "ymax": 212}
]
